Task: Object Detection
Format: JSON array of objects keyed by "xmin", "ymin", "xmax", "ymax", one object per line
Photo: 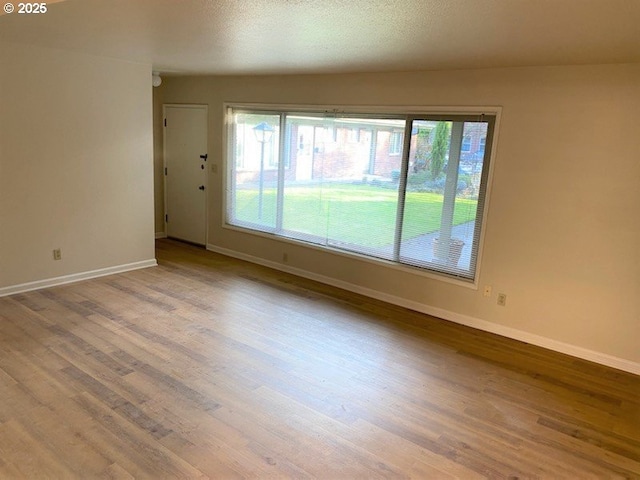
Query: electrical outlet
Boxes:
[
  {"xmin": 497, "ymin": 293, "xmax": 507, "ymax": 306},
  {"xmin": 53, "ymin": 248, "xmax": 62, "ymax": 261},
  {"xmin": 483, "ymin": 285, "xmax": 492, "ymax": 297}
]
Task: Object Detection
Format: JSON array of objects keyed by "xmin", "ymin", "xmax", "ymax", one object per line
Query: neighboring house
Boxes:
[{"xmin": 234, "ymin": 117, "xmax": 487, "ymax": 185}]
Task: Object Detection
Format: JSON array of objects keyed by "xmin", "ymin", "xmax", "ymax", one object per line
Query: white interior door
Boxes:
[{"xmin": 164, "ymin": 105, "xmax": 208, "ymax": 245}]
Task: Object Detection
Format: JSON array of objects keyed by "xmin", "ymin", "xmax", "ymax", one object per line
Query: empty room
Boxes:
[{"xmin": 1, "ymin": 0, "xmax": 639, "ymax": 478}]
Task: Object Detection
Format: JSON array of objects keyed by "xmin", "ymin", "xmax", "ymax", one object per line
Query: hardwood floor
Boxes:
[{"xmin": 0, "ymin": 238, "xmax": 638, "ymax": 479}]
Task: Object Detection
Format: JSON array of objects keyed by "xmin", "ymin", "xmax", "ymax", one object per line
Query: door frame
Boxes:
[{"xmin": 162, "ymin": 103, "xmax": 209, "ymax": 245}]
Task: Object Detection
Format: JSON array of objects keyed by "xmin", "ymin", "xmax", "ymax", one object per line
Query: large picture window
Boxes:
[{"xmin": 226, "ymin": 107, "xmax": 495, "ymax": 281}]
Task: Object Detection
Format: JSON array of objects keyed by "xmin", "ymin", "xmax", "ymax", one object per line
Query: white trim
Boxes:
[
  {"xmin": 206, "ymin": 243, "xmax": 640, "ymax": 376},
  {"xmin": 473, "ymin": 109, "xmax": 501, "ymax": 287},
  {"xmin": 155, "ymin": 232, "xmax": 167, "ymax": 239},
  {"xmin": 0, "ymin": 259, "xmax": 157, "ymax": 298},
  {"xmin": 224, "ymin": 102, "xmax": 502, "ymax": 117}
]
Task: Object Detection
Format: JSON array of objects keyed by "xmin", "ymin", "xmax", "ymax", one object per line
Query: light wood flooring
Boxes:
[{"xmin": 0, "ymin": 239, "xmax": 638, "ymax": 479}]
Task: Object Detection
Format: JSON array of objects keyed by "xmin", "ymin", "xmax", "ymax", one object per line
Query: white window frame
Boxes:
[
  {"xmin": 462, "ymin": 135, "xmax": 472, "ymax": 152},
  {"xmin": 389, "ymin": 131, "xmax": 403, "ymax": 155},
  {"xmin": 222, "ymin": 103, "xmax": 501, "ymax": 288},
  {"xmin": 479, "ymin": 135, "xmax": 487, "ymax": 152}
]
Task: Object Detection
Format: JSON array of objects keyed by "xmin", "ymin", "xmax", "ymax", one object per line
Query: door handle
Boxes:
[
  {"xmin": 199, "ymin": 185, "xmax": 205, "ymax": 190},
  {"xmin": 200, "ymin": 154, "xmax": 208, "ymax": 161}
]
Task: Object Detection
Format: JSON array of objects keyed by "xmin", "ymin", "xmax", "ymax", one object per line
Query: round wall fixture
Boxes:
[{"xmin": 152, "ymin": 72, "xmax": 162, "ymax": 87}]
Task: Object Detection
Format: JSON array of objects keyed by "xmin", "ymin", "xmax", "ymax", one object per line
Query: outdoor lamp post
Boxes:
[{"xmin": 253, "ymin": 122, "xmax": 274, "ymax": 219}]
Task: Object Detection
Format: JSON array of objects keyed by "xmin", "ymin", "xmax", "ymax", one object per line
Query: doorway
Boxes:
[{"xmin": 163, "ymin": 104, "xmax": 208, "ymax": 245}]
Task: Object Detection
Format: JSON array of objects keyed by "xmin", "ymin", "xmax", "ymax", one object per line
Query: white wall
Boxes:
[
  {"xmin": 0, "ymin": 42, "xmax": 156, "ymax": 292},
  {"xmin": 154, "ymin": 64, "xmax": 640, "ymax": 373}
]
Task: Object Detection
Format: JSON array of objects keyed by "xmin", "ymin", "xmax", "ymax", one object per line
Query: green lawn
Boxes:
[{"xmin": 233, "ymin": 183, "xmax": 477, "ymax": 247}]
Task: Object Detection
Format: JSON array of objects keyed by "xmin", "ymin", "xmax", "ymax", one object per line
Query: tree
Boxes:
[
  {"xmin": 412, "ymin": 128, "xmax": 431, "ymax": 172},
  {"xmin": 430, "ymin": 121, "xmax": 450, "ymax": 180}
]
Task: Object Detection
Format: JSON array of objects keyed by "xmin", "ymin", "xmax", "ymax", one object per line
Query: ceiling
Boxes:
[{"xmin": 1, "ymin": 0, "xmax": 639, "ymax": 75}]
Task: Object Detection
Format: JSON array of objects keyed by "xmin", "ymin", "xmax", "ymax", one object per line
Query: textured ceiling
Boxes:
[{"xmin": 1, "ymin": 0, "xmax": 639, "ymax": 75}]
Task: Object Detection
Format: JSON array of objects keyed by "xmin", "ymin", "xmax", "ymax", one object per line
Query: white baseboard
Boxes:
[
  {"xmin": 155, "ymin": 232, "xmax": 167, "ymax": 239},
  {"xmin": 207, "ymin": 243, "xmax": 640, "ymax": 376},
  {"xmin": 0, "ymin": 259, "xmax": 158, "ymax": 298}
]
